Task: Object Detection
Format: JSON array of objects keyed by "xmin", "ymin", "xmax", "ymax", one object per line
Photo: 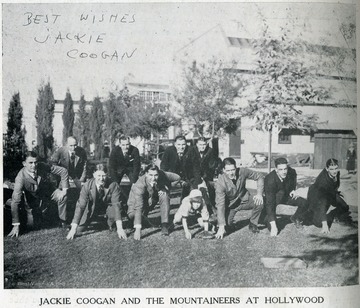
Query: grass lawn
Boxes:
[{"xmin": 4, "ymin": 170, "xmax": 359, "ymax": 289}]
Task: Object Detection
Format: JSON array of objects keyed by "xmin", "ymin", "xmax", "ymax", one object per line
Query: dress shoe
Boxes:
[
  {"xmin": 333, "ymin": 216, "xmax": 353, "ymax": 226},
  {"xmin": 161, "ymin": 223, "xmax": 169, "ymax": 236},
  {"xmin": 248, "ymin": 222, "xmax": 260, "ymax": 233},
  {"xmin": 290, "ymin": 215, "xmax": 303, "ymax": 229}
]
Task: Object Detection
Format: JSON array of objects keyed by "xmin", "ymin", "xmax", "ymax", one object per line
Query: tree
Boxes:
[
  {"xmin": 104, "ymin": 89, "xmax": 128, "ymax": 147},
  {"xmin": 173, "ymin": 58, "xmax": 243, "ymax": 138},
  {"xmin": 4, "ymin": 92, "xmax": 27, "ymax": 180},
  {"xmin": 241, "ymin": 21, "xmax": 329, "ymax": 171},
  {"xmin": 74, "ymin": 93, "xmax": 90, "ymax": 151},
  {"xmin": 62, "ymin": 89, "xmax": 75, "ymax": 145},
  {"xmin": 89, "ymin": 96, "xmax": 105, "ymax": 160},
  {"xmin": 140, "ymin": 101, "xmax": 179, "ymax": 158},
  {"xmin": 35, "ymin": 81, "xmax": 55, "ymax": 159}
]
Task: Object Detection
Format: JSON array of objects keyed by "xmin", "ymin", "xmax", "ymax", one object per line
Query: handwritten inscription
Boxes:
[
  {"xmin": 23, "ymin": 12, "xmax": 136, "ymax": 26},
  {"xmin": 79, "ymin": 13, "xmax": 135, "ymax": 24},
  {"xmin": 24, "ymin": 11, "xmax": 137, "ymax": 62},
  {"xmin": 34, "ymin": 32, "xmax": 106, "ymax": 44},
  {"xmin": 67, "ymin": 48, "xmax": 137, "ymax": 61},
  {"xmin": 23, "ymin": 12, "xmax": 61, "ymax": 26}
]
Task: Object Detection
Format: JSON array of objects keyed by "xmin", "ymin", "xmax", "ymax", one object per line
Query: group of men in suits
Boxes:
[{"xmin": 7, "ymin": 134, "xmax": 351, "ymax": 240}]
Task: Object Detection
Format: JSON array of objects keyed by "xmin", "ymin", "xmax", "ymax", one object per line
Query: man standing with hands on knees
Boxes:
[
  {"xmin": 51, "ymin": 136, "xmax": 87, "ymax": 189},
  {"xmin": 215, "ymin": 157, "xmax": 264, "ymax": 239},
  {"xmin": 66, "ymin": 164, "xmax": 127, "ymax": 240},
  {"xmin": 160, "ymin": 135, "xmax": 202, "ymax": 199},
  {"xmin": 108, "ymin": 135, "xmax": 141, "ymax": 185},
  {"xmin": 263, "ymin": 157, "xmax": 308, "ymax": 236}
]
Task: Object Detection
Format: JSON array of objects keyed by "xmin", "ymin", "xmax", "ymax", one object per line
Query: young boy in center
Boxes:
[{"xmin": 173, "ymin": 189, "xmax": 211, "ymax": 239}]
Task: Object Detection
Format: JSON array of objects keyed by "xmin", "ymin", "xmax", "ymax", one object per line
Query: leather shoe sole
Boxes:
[{"xmin": 248, "ymin": 222, "xmax": 260, "ymax": 233}]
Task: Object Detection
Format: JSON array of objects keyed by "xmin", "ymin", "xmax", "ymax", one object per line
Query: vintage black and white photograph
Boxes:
[{"xmin": 2, "ymin": 0, "xmax": 358, "ymax": 294}]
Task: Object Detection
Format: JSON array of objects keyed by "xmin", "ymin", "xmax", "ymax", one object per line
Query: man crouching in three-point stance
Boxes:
[
  {"xmin": 306, "ymin": 158, "xmax": 350, "ymax": 234},
  {"xmin": 66, "ymin": 164, "xmax": 127, "ymax": 240},
  {"xmin": 8, "ymin": 151, "xmax": 69, "ymax": 237},
  {"xmin": 263, "ymin": 157, "xmax": 308, "ymax": 236},
  {"xmin": 215, "ymin": 157, "xmax": 264, "ymax": 239}
]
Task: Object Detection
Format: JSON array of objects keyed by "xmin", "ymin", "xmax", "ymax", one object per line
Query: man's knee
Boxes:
[{"xmin": 159, "ymin": 191, "xmax": 170, "ymax": 205}]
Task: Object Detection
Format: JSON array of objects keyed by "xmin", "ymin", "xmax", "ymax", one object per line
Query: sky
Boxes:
[{"xmin": 1, "ymin": 1, "xmax": 357, "ymax": 142}]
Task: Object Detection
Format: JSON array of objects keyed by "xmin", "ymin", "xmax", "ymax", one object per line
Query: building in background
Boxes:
[{"xmin": 172, "ymin": 22, "xmax": 356, "ymax": 168}]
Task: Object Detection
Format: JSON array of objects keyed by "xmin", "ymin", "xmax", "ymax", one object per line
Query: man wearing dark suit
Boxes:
[
  {"xmin": 127, "ymin": 164, "xmax": 180, "ymax": 238},
  {"xmin": 215, "ymin": 157, "xmax": 264, "ymax": 239},
  {"xmin": 194, "ymin": 137, "xmax": 219, "ymax": 214},
  {"xmin": 51, "ymin": 136, "xmax": 87, "ymax": 188},
  {"xmin": 264, "ymin": 157, "xmax": 307, "ymax": 237},
  {"xmin": 66, "ymin": 163, "xmax": 127, "ymax": 240},
  {"xmin": 160, "ymin": 135, "xmax": 202, "ymax": 199},
  {"xmin": 108, "ymin": 135, "xmax": 141, "ymax": 185},
  {"xmin": 8, "ymin": 151, "xmax": 69, "ymax": 237},
  {"xmin": 306, "ymin": 158, "xmax": 350, "ymax": 234}
]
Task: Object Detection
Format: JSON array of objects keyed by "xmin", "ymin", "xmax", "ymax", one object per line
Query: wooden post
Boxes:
[{"xmin": 268, "ymin": 126, "xmax": 272, "ymax": 173}]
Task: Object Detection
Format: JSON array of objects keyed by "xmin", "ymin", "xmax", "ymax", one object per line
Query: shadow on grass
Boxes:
[
  {"xmin": 4, "ymin": 252, "xmax": 51, "ymax": 289},
  {"xmin": 284, "ymin": 233, "xmax": 358, "ymax": 285}
]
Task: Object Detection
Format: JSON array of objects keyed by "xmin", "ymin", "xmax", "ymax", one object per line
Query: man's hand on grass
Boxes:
[
  {"xmin": 117, "ymin": 228, "xmax": 127, "ymax": 240},
  {"xmin": 8, "ymin": 225, "xmax": 19, "ymax": 238},
  {"xmin": 215, "ymin": 225, "xmax": 225, "ymax": 239},
  {"xmin": 134, "ymin": 228, "xmax": 141, "ymax": 240},
  {"xmin": 66, "ymin": 225, "xmax": 77, "ymax": 240},
  {"xmin": 185, "ymin": 230, "xmax": 192, "ymax": 239},
  {"xmin": 321, "ymin": 221, "xmax": 330, "ymax": 234}
]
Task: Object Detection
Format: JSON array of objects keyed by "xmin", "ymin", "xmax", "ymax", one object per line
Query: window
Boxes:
[
  {"xmin": 145, "ymin": 91, "xmax": 152, "ymax": 101},
  {"xmin": 278, "ymin": 134, "xmax": 292, "ymax": 144},
  {"xmin": 139, "ymin": 91, "xmax": 146, "ymax": 101}
]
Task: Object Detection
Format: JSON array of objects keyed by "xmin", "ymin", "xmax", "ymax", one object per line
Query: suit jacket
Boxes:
[
  {"xmin": 307, "ymin": 168, "xmax": 340, "ymax": 221},
  {"xmin": 11, "ymin": 163, "xmax": 69, "ymax": 224},
  {"xmin": 127, "ymin": 171, "xmax": 180, "ymax": 225},
  {"xmin": 215, "ymin": 167, "xmax": 264, "ymax": 226},
  {"xmin": 160, "ymin": 145, "xmax": 202, "ymax": 187},
  {"xmin": 264, "ymin": 167, "xmax": 297, "ymax": 208},
  {"xmin": 108, "ymin": 145, "xmax": 141, "ymax": 182},
  {"xmin": 194, "ymin": 145, "xmax": 218, "ymax": 182},
  {"xmin": 72, "ymin": 178, "xmax": 123, "ymax": 226},
  {"xmin": 51, "ymin": 146, "xmax": 87, "ymax": 182}
]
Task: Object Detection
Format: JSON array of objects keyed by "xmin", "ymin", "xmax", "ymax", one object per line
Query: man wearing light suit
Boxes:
[
  {"xmin": 8, "ymin": 151, "xmax": 69, "ymax": 237},
  {"xmin": 215, "ymin": 157, "xmax": 264, "ymax": 239},
  {"xmin": 127, "ymin": 164, "xmax": 180, "ymax": 239},
  {"xmin": 51, "ymin": 136, "xmax": 87, "ymax": 189},
  {"xmin": 66, "ymin": 164, "xmax": 127, "ymax": 240}
]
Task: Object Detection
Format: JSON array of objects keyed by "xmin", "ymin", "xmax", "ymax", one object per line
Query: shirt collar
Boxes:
[
  {"xmin": 276, "ymin": 172, "xmax": 284, "ymax": 182},
  {"xmin": 25, "ymin": 169, "xmax": 37, "ymax": 179}
]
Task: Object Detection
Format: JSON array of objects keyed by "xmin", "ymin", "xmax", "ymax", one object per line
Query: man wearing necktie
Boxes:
[
  {"xmin": 263, "ymin": 157, "xmax": 308, "ymax": 237},
  {"xmin": 108, "ymin": 135, "xmax": 141, "ymax": 185},
  {"xmin": 160, "ymin": 135, "xmax": 202, "ymax": 200},
  {"xmin": 215, "ymin": 157, "xmax": 264, "ymax": 239},
  {"xmin": 193, "ymin": 137, "xmax": 220, "ymax": 216},
  {"xmin": 305, "ymin": 158, "xmax": 350, "ymax": 234},
  {"xmin": 127, "ymin": 164, "xmax": 181, "ymax": 239},
  {"xmin": 66, "ymin": 163, "xmax": 126, "ymax": 240},
  {"xmin": 51, "ymin": 136, "xmax": 87, "ymax": 189},
  {"xmin": 8, "ymin": 151, "xmax": 69, "ymax": 237}
]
